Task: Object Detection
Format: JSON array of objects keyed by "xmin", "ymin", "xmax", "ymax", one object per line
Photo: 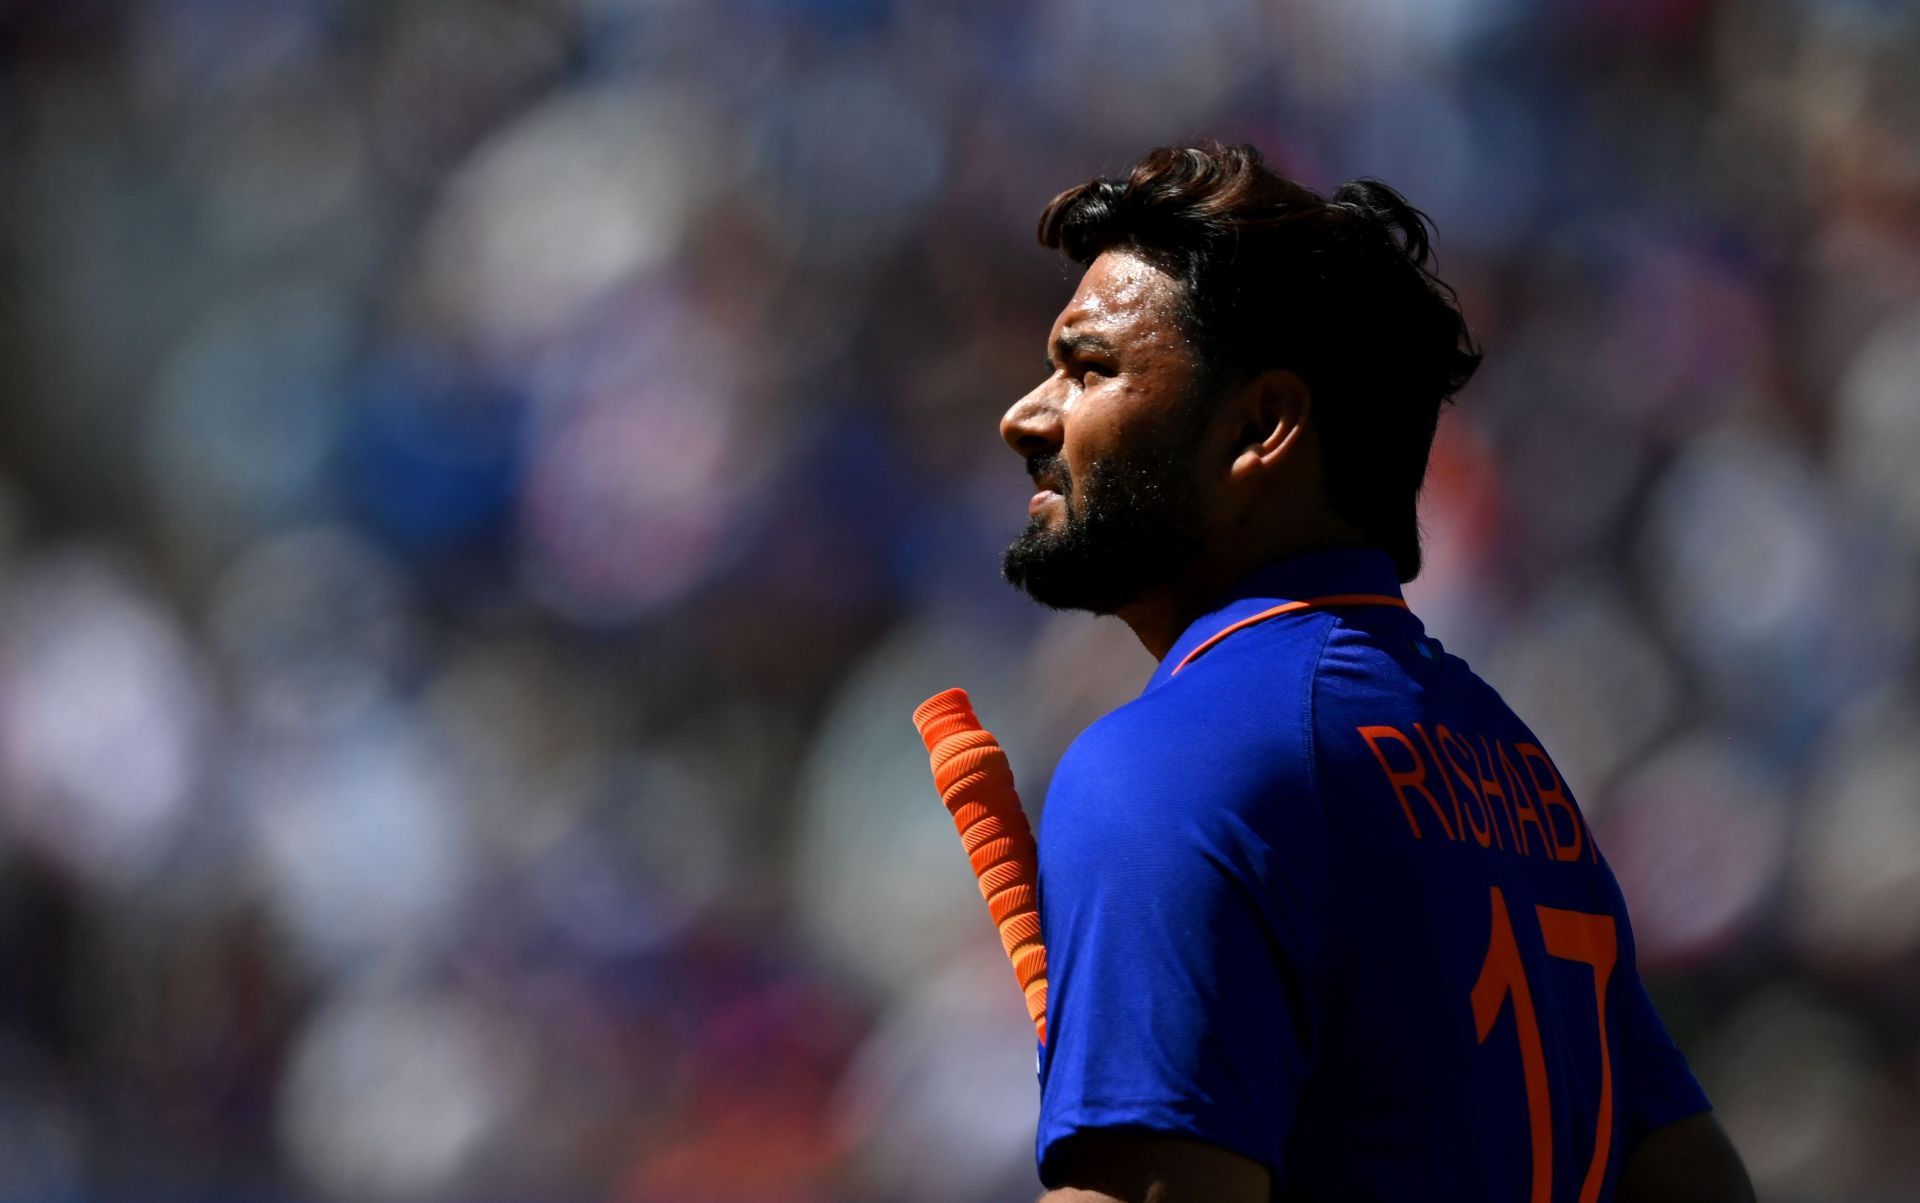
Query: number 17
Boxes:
[{"xmin": 1471, "ymin": 885, "xmax": 1619, "ymax": 1203}]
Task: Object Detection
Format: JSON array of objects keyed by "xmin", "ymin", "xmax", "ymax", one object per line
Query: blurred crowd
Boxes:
[{"xmin": 1, "ymin": 0, "xmax": 1918, "ymax": 1199}]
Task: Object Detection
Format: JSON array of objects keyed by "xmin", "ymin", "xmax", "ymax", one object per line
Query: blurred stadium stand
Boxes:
[{"xmin": 0, "ymin": 0, "xmax": 1917, "ymax": 1199}]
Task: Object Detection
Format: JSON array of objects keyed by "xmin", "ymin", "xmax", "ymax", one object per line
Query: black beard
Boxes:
[{"xmin": 1001, "ymin": 420, "xmax": 1209, "ymax": 615}]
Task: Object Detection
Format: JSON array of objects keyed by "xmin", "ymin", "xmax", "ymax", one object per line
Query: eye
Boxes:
[{"xmin": 1080, "ymin": 362, "xmax": 1114, "ymax": 384}]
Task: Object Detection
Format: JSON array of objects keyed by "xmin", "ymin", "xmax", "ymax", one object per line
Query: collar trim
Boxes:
[{"xmin": 1168, "ymin": 593, "xmax": 1409, "ymax": 676}]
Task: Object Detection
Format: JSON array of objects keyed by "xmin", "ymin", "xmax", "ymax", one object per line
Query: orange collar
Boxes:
[{"xmin": 1170, "ymin": 593, "xmax": 1410, "ymax": 676}]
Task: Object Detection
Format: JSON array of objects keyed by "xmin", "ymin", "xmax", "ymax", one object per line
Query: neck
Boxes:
[
  {"xmin": 1116, "ymin": 529, "xmax": 1375, "ymax": 661},
  {"xmin": 1114, "ymin": 561, "xmax": 1247, "ymax": 662}
]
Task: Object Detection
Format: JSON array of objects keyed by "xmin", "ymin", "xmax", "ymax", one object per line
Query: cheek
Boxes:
[
  {"xmin": 1061, "ymin": 381, "xmax": 1161, "ymax": 469},
  {"xmin": 1056, "ymin": 413, "xmax": 1114, "ymax": 488}
]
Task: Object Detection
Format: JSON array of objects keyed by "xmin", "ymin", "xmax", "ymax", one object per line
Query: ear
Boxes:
[{"xmin": 1224, "ymin": 369, "xmax": 1312, "ymax": 483}]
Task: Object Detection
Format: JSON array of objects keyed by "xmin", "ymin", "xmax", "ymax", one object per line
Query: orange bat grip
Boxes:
[{"xmin": 913, "ymin": 687, "xmax": 1049, "ymax": 1045}]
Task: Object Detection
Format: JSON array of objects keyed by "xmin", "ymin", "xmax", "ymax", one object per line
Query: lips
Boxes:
[{"xmin": 1024, "ymin": 454, "xmax": 1068, "ymax": 517}]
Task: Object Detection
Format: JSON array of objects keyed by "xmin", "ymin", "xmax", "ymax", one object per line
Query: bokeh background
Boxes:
[{"xmin": 1, "ymin": 0, "xmax": 1918, "ymax": 1199}]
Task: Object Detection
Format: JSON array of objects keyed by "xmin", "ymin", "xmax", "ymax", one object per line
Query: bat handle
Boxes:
[{"xmin": 913, "ymin": 687, "xmax": 1050, "ymax": 1045}]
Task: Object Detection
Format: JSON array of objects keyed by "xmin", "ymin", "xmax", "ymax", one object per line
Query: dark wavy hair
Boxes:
[{"xmin": 1037, "ymin": 143, "xmax": 1481, "ymax": 582}]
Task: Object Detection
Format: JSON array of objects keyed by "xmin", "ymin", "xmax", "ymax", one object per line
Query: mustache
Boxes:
[{"xmin": 1026, "ymin": 453, "xmax": 1071, "ymax": 497}]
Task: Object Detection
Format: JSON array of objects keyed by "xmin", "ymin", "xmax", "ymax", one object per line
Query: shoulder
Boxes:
[
  {"xmin": 1042, "ymin": 614, "xmax": 1341, "ymax": 856},
  {"xmin": 1034, "ymin": 621, "xmax": 1339, "ymax": 968}
]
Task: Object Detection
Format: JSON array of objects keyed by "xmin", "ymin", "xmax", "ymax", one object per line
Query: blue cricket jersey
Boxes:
[{"xmin": 1035, "ymin": 547, "xmax": 1710, "ymax": 1201}]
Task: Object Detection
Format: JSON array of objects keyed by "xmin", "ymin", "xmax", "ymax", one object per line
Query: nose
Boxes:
[{"xmin": 1000, "ymin": 379, "xmax": 1063, "ymax": 459}]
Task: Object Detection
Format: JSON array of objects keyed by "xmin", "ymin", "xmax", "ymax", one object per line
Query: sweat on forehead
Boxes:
[
  {"xmin": 1065, "ymin": 249, "xmax": 1179, "ymax": 318},
  {"xmin": 1050, "ymin": 250, "xmax": 1188, "ymax": 351}
]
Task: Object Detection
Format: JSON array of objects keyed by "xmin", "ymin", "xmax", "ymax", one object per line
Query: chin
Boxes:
[{"xmin": 1001, "ymin": 530, "xmax": 1150, "ymax": 616}]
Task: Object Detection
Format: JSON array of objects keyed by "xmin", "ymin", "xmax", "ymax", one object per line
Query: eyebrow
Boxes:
[{"xmin": 1046, "ymin": 330, "xmax": 1118, "ymax": 370}]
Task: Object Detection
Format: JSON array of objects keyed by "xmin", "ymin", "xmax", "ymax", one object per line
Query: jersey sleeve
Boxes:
[
  {"xmin": 1033, "ymin": 705, "xmax": 1328, "ymax": 1185},
  {"xmin": 1615, "ymin": 965, "xmax": 1713, "ymax": 1154}
]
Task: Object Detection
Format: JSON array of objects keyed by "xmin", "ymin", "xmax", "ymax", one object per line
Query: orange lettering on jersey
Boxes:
[
  {"xmin": 1498, "ymin": 739, "xmax": 1554, "ymax": 860},
  {"xmin": 1516, "ymin": 742, "xmax": 1587, "ymax": 863},
  {"xmin": 1436, "ymin": 724, "xmax": 1496, "ymax": 849},
  {"xmin": 1413, "ymin": 723, "xmax": 1468, "ymax": 843},
  {"xmin": 1472, "ymin": 734, "xmax": 1525, "ymax": 856},
  {"xmin": 1358, "ymin": 725, "xmax": 1457, "ymax": 842}
]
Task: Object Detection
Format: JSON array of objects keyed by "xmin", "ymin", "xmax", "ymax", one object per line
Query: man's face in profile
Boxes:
[{"xmin": 999, "ymin": 250, "xmax": 1217, "ymax": 615}]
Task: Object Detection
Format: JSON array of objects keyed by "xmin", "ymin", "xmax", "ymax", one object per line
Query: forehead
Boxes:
[{"xmin": 1052, "ymin": 249, "xmax": 1184, "ymax": 343}]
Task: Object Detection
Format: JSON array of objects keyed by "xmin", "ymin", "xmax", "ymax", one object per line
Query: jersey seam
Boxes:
[
  {"xmin": 1301, "ymin": 615, "xmax": 1338, "ymax": 818},
  {"xmin": 1299, "ymin": 614, "xmax": 1339, "ymax": 1065}
]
